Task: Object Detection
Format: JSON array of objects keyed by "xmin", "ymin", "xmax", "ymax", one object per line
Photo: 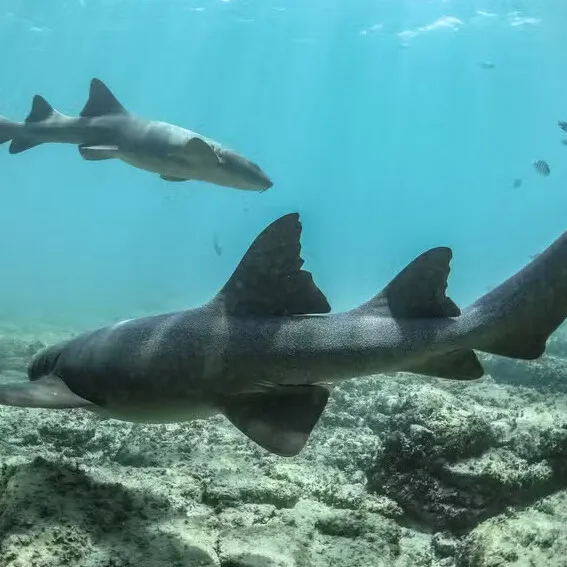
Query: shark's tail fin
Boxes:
[
  {"xmin": 8, "ymin": 94, "xmax": 66, "ymax": 154},
  {"xmin": 0, "ymin": 116, "xmax": 19, "ymax": 145},
  {"xmin": 463, "ymin": 229, "xmax": 567, "ymax": 360}
]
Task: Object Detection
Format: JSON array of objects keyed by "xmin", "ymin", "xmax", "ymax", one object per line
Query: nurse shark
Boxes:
[
  {"xmin": 0, "ymin": 78, "xmax": 272, "ymax": 191},
  {"xmin": 1, "ymin": 213, "xmax": 566, "ymax": 456}
]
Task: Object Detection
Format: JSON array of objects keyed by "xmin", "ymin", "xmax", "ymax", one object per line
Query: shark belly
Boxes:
[
  {"xmin": 106, "ymin": 121, "xmax": 197, "ymax": 179},
  {"xmin": 116, "ymin": 150, "xmax": 192, "ymax": 179}
]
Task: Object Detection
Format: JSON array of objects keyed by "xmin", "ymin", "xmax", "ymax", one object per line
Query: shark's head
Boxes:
[
  {"xmin": 213, "ymin": 147, "xmax": 273, "ymax": 192},
  {"xmin": 28, "ymin": 343, "xmax": 66, "ymax": 380},
  {"xmin": 181, "ymin": 137, "xmax": 273, "ymax": 192}
]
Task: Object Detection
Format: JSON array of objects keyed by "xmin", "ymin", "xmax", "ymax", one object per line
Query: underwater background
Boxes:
[
  {"xmin": 1, "ymin": 0, "xmax": 566, "ymax": 329},
  {"xmin": 1, "ymin": 0, "xmax": 567, "ymax": 566}
]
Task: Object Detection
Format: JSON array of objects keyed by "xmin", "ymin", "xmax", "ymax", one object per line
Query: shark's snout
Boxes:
[
  {"xmin": 234, "ymin": 162, "xmax": 273, "ymax": 192},
  {"xmin": 216, "ymin": 149, "xmax": 273, "ymax": 192},
  {"xmin": 260, "ymin": 175, "xmax": 273, "ymax": 192}
]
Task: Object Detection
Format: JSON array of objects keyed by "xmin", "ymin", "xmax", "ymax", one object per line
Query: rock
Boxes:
[
  {"xmin": 366, "ymin": 378, "xmax": 567, "ymax": 532},
  {"xmin": 203, "ymin": 474, "xmax": 301, "ymax": 509},
  {"xmin": 217, "ymin": 525, "xmax": 307, "ymax": 567},
  {"xmin": 480, "ymin": 353, "xmax": 567, "ymax": 393},
  {"xmin": 457, "ymin": 491, "xmax": 567, "ymax": 567},
  {"xmin": 1, "ymin": 323, "xmax": 567, "ymax": 566}
]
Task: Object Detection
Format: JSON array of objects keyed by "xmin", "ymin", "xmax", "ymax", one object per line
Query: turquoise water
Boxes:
[{"xmin": 0, "ymin": 0, "xmax": 566, "ymax": 331}]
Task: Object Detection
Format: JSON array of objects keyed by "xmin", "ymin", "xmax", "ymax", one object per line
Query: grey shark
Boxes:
[
  {"xmin": 0, "ymin": 78, "xmax": 273, "ymax": 191},
  {"xmin": 2, "ymin": 213, "xmax": 567, "ymax": 457}
]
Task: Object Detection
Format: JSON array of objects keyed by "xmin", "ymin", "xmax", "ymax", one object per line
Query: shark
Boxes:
[
  {"xmin": 2, "ymin": 212, "xmax": 567, "ymax": 457},
  {"xmin": 0, "ymin": 78, "xmax": 273, "ymax": 191}
]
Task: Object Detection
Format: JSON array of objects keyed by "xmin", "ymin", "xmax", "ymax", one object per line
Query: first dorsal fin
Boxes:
[
  {"xmin": 352, "ymin": 247, "xmax": 460, "ymax": 318},
  {"xmin": 80, "ymin": 78, "xmax": 128, "ymax": 118},
  {"xmin": 25, "ymin": 95, "xmax": 63, "ymax": 123},
  {"xmin": 209, "ymin": 213, "xmax": 331, "ymax": 317}
]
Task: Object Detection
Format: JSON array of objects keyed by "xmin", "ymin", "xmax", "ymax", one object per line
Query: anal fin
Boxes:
[
  {"xmin": 0, "ymin": 375, "xmax": 92, "ymax": 409},
  {"xmin": 222, "ymin": 385, "xmax": 330, "ymax": 456},
  {"xmin": 9, "ymin": 138, "xmax": 42, "ymax": 154},
  {"xmin": 405, "ymin": 349, "xmax": 484, "ymax": 380},
  {"xmin": 78, "ymin": 144, "xmax": 119, "ymax": 161}
]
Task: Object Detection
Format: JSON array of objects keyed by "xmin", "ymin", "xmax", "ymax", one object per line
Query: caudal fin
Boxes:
[
  {"xmin": 464, "ymin": 229, "xmax": 567, "ymax": 360},
  {"xmin": 0, "ymin": 116, "xmax": 19, "ymax": 145},
  {"xmin": 8, "ymin": 94, "xmax": 67, "ymax": 154}
]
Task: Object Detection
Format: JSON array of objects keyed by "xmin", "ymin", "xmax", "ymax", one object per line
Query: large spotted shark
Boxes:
[{"xmin": 1, "ymin": 213, "xmax": 566, "ymax": 456}]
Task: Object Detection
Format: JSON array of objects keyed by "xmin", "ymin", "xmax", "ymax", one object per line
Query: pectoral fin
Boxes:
[
  {"xmin": 78, "ymin": 144, "xmax": 120, "ymax": 161},
  {"xmin": 0, "ymin": 375, "xmax": 93, "ymax": 409},
  {"xmin": 222, "ymin": 385, "xmax": 330, "ymax": 456},
  {"xmin": 183, "ymin": 137, "xmax": 220, "ymax": 167}
]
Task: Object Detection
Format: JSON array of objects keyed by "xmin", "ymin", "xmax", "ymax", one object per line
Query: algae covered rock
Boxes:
[
  {"xmin": 481, "ymin": 352, "xmax": 567, "ymax": 393},
  {"xmin": 366, "ymin": 376, "xmax": 567, "ymax": 532},
  {"xmin": 2, "ymin": 321, "xmax": 567, "ymax": 566},
  {"xmin": 0, "ymin": 456, "xmax": 220, "ymax": 567},
  {"xmin": 457, "ymin": 491, "xmax": 567, "ymax": 567},
  {"xmin": 203, "ymin": 473, "xmax": 301, "ymax": 509}
]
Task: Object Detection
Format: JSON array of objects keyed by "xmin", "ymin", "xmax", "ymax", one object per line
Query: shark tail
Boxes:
[
  {"xmin": 462, "ymin": 229, "xmax": 567, "ymax": 360},
  {"xmin": 7, "ymin": 94, "xmax": 64, "ymax": 154},
  {"xmin": 347, "ymin": 226, "xmax": 567, "ymax": 380}
]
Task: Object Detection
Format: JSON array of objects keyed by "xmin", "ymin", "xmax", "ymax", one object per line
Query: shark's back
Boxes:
[{"xmin": 53, "ymin": 310, "xmax": 212, "ymax": 404}]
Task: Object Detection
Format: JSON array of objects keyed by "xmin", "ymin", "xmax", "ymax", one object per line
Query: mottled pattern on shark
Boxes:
[
  {"xmin": 0, "ymin": 78, "xmax": 273, "ymax": 191},
  {"xmin": 2, "ymin": 212, "xmax": 567, "ymax": 457}
]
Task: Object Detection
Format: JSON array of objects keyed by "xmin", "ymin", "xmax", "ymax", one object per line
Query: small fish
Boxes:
[
  {"xmin": 512, "ymin": 178, "xmax": 523, "ymax": 189},
  {"xmin": 213, "ymin": 234, "xmax": 222, "ymax": 257},
  {"xmin": 480, "ymin": 61, "xmax": 495, "ymax": 70},
  {"xmin": 533, "ymin": 160, "xmax": 550, "ymax": 176},
  {"xmin": 559, "ymin": 121, "xmax": 567, "ymax": 133}
]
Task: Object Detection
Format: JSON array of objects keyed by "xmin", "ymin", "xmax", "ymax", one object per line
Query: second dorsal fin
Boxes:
[
  {"xmin": 352, "ymin": 247, "xmax": 460, "ymax": 319},
  {"xmin": 25, "ymin": 95, "xmax": 64, "ymax": 123}
]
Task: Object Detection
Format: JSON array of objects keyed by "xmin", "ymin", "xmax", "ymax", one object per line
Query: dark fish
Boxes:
[
  {"xmin": 533, "ymin": 160, "xmax": 550, "ymax": 176},
  {"xmin": 213, "ymin": 234, "xmax": 222, "ymax": 257},
  {"xmin": 559, "ymin": 121, "xmax": 567, "ymax": 133},
  {"xmin": 480, "ymin": 61, "xmax": 495, "ymax": 70},
  {"xmin": 5, "ymin": 212, "xmax": 567, "ymax": 457},
  {"xmin": 561, "ymin": 139, "xmax": 567, "ymax": 146},
  {"xmin": 512, "ymin": 178, "xmax": 523, "ymax": 189}
]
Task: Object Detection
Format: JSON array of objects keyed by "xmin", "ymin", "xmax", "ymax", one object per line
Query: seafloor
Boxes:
[{"xmin": 1, "ymin": 322, "xmax": 567, "ymax": 567}]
